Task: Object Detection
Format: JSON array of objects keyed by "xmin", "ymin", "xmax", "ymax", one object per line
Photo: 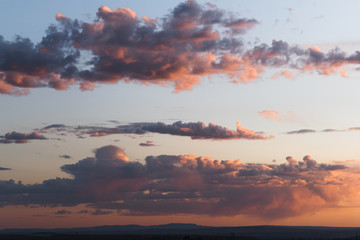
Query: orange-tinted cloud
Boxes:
[
  {"xmin": 259, "ymin": 110, "xmax": 296, "ymax": 122},
  {"xmin": 1, "ymin": 145, "xmax": 359, "ymax": 220},
  {"xmin": 0, "ymin": 131, "xmax": 46, "ymax": 144},
  {"xmin": 2, "ymin": 1, "xmax": 360, "ymax": 94},
  {"xmin": 271, "ymin": 70, "xmax": 293, "ymax": 79},
  {"xmin": 41, "ymin": 121, "xmax": 272, "ymax": 141},
  {"xmin": 142, "ymin": 121, "xmax": 273, "ymax": 140}
]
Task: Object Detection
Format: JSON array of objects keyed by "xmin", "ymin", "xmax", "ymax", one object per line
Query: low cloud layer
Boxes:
[
  {"xmin": 1, "ymin": 1, "xmax": 360, "ymax": 95},
  {"xmin": 0, "ymin": 145, "xmax": 358, "ymax": 219}
]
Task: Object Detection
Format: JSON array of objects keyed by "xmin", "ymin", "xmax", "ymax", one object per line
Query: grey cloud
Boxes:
[
  {"xmin": 42, "ymin": 121, "xmax": 272, "ymax": 141},
  {"xmin": 0, "ymin": 167, "xmax": 11, "ymax": 171},
  {"xmin": 139, "ymin": 141, "xmax": 156, "ymax": 147},
  {"xmin": 286, "ymin": 129, "xmax": 316, "ymax": 134},
  {"xmin": 142, "ymin": 121, "xmax": 273, "ymax": 140},
  {"xmin": 91, "ymin": 209, "xmax": 113, "ymax": 215},
  {"xmin": 0, "ymin": 131, "xmax": 47, "ymax": 144},
  {"xmin": 54, "ymin": 210, "xmax": 72, "ymax": 215}
]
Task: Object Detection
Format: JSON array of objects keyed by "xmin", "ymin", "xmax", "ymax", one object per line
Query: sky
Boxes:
[{"xmin": 1, "ymin": 0, "xmax": 360, "ymax": 229}]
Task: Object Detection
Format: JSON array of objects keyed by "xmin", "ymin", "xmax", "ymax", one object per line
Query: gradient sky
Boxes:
[{"xmin": 2, "ymin": 0, "xmax": 360, "ymax": 229}]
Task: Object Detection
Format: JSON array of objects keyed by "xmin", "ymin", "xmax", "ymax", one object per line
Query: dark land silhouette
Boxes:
[{"xmin": 1, "ymin": 224, "xmax": 360, "ymax": 240}]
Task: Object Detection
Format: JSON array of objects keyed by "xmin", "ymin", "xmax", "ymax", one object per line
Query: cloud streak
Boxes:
[
  {"xmin": 42, "ymin": 121, "xmax": 273, "ymax": 141},
  {"xmin": 142, "ymin": 121, "xmax": 273, "ymax": 140},
  {"xmin": 139, "ymin": 141, "xmax": 156, "ymax": 147},
  {"xmin": 286, "ymin": 127, "xmax": 360, "ymax": 135},
  {"xmin": 0, "ymin": 145, "xmax": 358, "ymax": 219},
  {"xmin": 0, "ymin": 167, "xmax": 11, "ymax": 171}
]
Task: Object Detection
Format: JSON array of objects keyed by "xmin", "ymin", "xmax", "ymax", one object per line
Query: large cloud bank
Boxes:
[
  {"xmin": 1, "ymin": 0, "xmax": 359, "ymax": 95},
  {"xmin": 1, "ymin": 145, "xmax": 358, "ymax": 219}
]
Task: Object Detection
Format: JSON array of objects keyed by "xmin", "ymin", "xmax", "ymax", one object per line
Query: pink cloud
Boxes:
[
  {"xmin": 142, "ymin": 121, "xmax": 273, "ymax": 140},
  {"xmin": 2, "ymin": 1, "xmax": 360, "ymax": 94},
  {"xmin": 0, "ymin": 145, "xmax": 357, "ymax": 219},
  {"xmin": 258, "ymin": 110, "xmax": 296, "ymax": 122}
]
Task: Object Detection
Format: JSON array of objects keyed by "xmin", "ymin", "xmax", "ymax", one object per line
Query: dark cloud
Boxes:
[
  {"xmin": 139, "ymin": 140, "xmax": 156, "ymax": 147},
  {"xmin": 77, "ymin": 210, "xmax": 89, "ymax": 214},
  {"xmin": 142, "ymin": 121, "xmax": 273, "ymax": 140},
  {"xmin": 43, "ymin": 124, "xmax": 67, "ymax": 130},
  {"xmin": 286, "ymin": 129, "xmax": 316, "ymax": 134},
  {"xmin": 287, "ymin": 127, "xmax": 360, "ymax": 135},
  {"xmin": 91, "ymin": 209, "xmax": 113, "ymax": 215},
  {"xmin": 59, "ymin": 154, "xmax": 72, "ymax": 159},
  {"xmin": 77, "ymin": 123, "xmax": 147, "ymax": 137},
  {"xmin": 0, "ymin": 167, "xmax": 11, "ymax": 171},
  {"xmin": 0, "ymin": 145, "xmax": 355, "ymax": 219},
  {"xmin": 322, "ymin": 129, "xmax": 340, "ymax": 132},
  {"xmin": 0, "ymin": 131, "xmax": 46, "ymax": 143},
  {"xmin": 42, "ymin": 121, "xmax": 272, "ymax": 141},
  {"xmin": 54, "ymin": 210, "xmax": 72, "ymax": 215}
]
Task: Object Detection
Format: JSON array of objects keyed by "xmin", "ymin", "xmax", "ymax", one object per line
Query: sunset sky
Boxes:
[{"xmin": 2, "ymin": 0, "xmax": 360, "ymax": 229}]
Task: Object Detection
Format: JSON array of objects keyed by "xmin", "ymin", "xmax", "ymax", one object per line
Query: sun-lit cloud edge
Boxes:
[{"xmin": 1, "ymin": 145, "xmax": 359, "ymax": 220}]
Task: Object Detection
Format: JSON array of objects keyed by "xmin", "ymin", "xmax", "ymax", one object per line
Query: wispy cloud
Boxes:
[
  {"xmin": 0, "ymin": 145, "xmax": 357, "ymax": 219},
  {"xmin": 286, "ymin": 127, "xmax": 360, "ymax": 135},
  {"xmin": 286, "ymin": 129, "xmax": 316, "ymax": 134},
  {"xmin": 258, "ymin": 110, "xmax": 297, "ymax": 122}
]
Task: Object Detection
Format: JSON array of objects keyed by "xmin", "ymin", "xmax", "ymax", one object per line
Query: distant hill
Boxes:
[{"xmin": 1, "ymin": 223, "xmax": 360, "ymax": 240}]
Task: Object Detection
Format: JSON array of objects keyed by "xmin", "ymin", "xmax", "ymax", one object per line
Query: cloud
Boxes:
[
  {"xmin": 271, "ymin": 70, "xmax": 293, "ymax": 79},
  {"xmin": 258, "ymin": 110, "xmax": 297, "ymax": 122},
  {"xmin": 0, "ymin": 131, "xmax": 46, "ymax": 143},
  {"xmin": 142, "ymin": 121, "xmax": 273, "ymax": 140},
  {"xmin": 139, "ymin": 140, "xmax": 156, "ymax": 147},
  {"xmin": 0, "ymin": 1, "xmax": 259, "ymax": 94},
  {"xmin": 0, "ymin": 167, "xmax": 11, "ymax": 171},
  {"xmin": 0, "ymin": 145, "xmax": 357, "ymax": 219},
  {"xmin": 43, "ymin": 124, "xmax": 67, "ymax": 130},
  {"xmin": 286, "ymin": 129, "xmax": 316, "ymax": 134},
  {"xmin": 54, "ymin": 210, "xmax": 72, "ymax": 215},
  {"xmin": 59, "ymin": 155, "xmax": 72, "ymax": 159},
  {"xmin": 2, "ymin": 1, "xmax": 359, "ymax": 95},
  {"xmin": 286, "ymin": 126, "xmax": 360, "ymax": 135},
  {"xmin": 259, "ymin": 110, "xmax": 280, "ymax": 121},
  {"xmin": 42, "ymin": 121, "xmax": 272, "ymax": 141},
  {"xmin": 91, "ymin": 209, "xmax": 113, "ymax": 215}
]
